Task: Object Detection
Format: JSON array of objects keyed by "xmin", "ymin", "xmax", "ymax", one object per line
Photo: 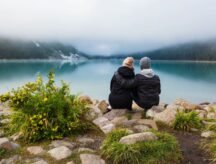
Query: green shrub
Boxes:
[
  {"xmin": 0, "ymin": 148, "xmax": 6, "ymax": 157},
  {"xmin": 0, "ymin": 71, "xmax": 92, "ymax": 142},
  {"xmin": 173, "ymin": 111, "xmax": 202, "ymax": 131},
  {"xmin": 101, "ymin": 129, "xmax": 182, "ymax": 164}
]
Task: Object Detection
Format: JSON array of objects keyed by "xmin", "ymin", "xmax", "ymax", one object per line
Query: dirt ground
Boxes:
[{"xmin": 173, "ymin": 131, "xmax": 210, "ymax": 164}]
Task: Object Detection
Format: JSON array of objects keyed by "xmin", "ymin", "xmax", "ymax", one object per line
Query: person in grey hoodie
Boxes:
[{"xmin": 115, "ymin": 57, "xmax": 161, "ymax": 110}]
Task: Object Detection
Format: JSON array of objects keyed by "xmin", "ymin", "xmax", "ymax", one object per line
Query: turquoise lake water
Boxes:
[{"xmin": 0, "ymin": 59, "xmax": 216, "ymax": 103}]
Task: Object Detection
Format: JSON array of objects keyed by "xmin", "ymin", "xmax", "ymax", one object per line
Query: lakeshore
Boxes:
[{"xmin": 1, "ymin": 95, "xmax": 216, "ymax": 164}]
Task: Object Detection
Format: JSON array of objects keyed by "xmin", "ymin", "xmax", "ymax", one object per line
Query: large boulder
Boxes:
[
  {"xmin": 119, "ymin": 132, "xmax": 157, "ymax": 145},
  {"xmin": 153, "ymin": 105, "xmax": 177, "ymax": 124},
  {"xmin": 80, "ymin": 154, "xmax": 105, "ymax": 164},
  {"xmin": 48, "ymin": 146, "xmax": 72, "ymax": 160}
]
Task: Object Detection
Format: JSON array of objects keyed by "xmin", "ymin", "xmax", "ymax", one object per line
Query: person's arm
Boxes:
[
  {"xmin": 110, "ymin": 75, "xmax": 115, "ymax": 91},
  {"xmin": 158, "ymin": 77, "xmax": 161, "ymax": 94},
  {"xmin": 115, "ymin": 72, "xmax": 137, "ymax": 89}
]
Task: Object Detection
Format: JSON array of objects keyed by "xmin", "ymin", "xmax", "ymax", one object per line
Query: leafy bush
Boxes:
[
  {"xmin": 101, "ymin": 129, "xmax": 182, "ymax": 164},
  {"xmin": 173, "ymin": 111, "xmax": 202, "ymax": 131},
  {"xmin": 0, "ymin": 71, "xmax": 92, "ymax": 142}
]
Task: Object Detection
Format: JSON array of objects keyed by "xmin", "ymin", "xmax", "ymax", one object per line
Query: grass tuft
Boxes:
[
  {"xmin": 101, "ymin": 129, "xmax": 182, "ymax": 164},
  {"xmin": 173, "ymin": 111, "xmax": 202, "ymax": 131}
]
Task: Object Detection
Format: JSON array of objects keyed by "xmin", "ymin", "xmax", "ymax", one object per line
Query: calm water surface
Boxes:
[{"xmin": 0, "ymin": 59, "xmax": 216, "ymax": 103}]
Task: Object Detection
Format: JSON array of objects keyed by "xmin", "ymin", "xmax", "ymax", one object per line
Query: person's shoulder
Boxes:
[{"xmin": 154, "ymin": 74, "xmax": 160, "ymax": 80}]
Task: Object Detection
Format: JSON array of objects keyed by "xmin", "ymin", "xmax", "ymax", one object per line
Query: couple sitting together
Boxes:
[{"xmin": 109, "ymin": 57, "xmax": 161, "ymax": 111}]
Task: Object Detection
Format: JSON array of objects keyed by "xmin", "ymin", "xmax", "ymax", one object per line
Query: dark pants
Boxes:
[
  {"xmin": 109, "ymin": 93, "xmax": 133, "ymax": 110},
  {"xmin": 133, "ymin": 95, "xmax": 157, "ymax": 110}
]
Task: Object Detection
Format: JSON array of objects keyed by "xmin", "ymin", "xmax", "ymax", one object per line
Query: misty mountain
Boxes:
[
  {"xmin": 129, "ymin": 39, "xmax": 216, "ymax": 61},
  {"xmin": 0, "ymin": 38, "xmax": 88, "ymax": 59}
]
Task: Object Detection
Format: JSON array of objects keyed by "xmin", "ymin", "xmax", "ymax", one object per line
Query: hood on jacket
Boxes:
[
  {"xmin": 117, "ymin": 66, "xmax": 135, "ymax": 79},
  {"xmin": 140, "ymin": 68, "xmax": 154, "ymax": 78}
]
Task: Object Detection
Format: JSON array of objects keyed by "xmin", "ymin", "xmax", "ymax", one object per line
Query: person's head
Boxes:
[
  {"xmin": 122, "ymin": 57, "xmax": 134, "ymax": 69},
  {"xmin": 140, "ymin": 57, "xmax": 151, "ymax": 70}
]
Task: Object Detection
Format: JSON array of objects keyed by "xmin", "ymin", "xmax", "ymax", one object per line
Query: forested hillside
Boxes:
[
  {"xmin": 130, "ymin": 39, "xmax": 216, "ymax": 60},
  {"xmin": 0, "ymin": 38, "xmax": 88, "ymax": 59}
]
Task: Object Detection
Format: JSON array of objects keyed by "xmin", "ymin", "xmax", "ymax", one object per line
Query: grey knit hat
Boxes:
[{"xmin": 140, "ymin": 57, "xmax": 151, "ymax": 69}]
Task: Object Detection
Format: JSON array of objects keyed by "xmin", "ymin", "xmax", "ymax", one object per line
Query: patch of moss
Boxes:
[{"xmin": 101, "ymin": 129, "xmax": 182, "ymax": 164}]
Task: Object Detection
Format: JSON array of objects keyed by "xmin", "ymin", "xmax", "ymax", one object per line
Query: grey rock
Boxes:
[
  {"xmin": 201, "ymin": 131, "xmax": 214, "ymax": 138},
  {"xmin": 0, "ymin": 155, "xmax": 21, "ymax": 164},
  {"xmin": 78, "ymin": 148, "xmax": 95, "ymax": 153},
  {"xmin": 97, "ymin": 100, "xmax": 109, "ymax": 114},
  {"xmin": 133, "ymin": 125, "xmax": 149, "ymax": 132},
  {"xmin": 137, "ymin": 119, "xmax": 158, "ymax": 130},
  {"xmin": 119, "ymin": 132, "xmax": 158, "ymax": 145},
  {"xmin": 154, "ymin": 106, "xmax": 177, "ymax": 124},
  {"xmin": 111, "ymin": 116, "xmax": 128, "ymax": 126},
  {"xmin": 93, "ymin": 117, "xmax": 115, "ymax": 134},
  {"xmin": 78, "ymin": 95, "xmax": 93, "ymax": 104},
  {"xmin": 31, "ymin": 159, "xmax": 48, "ymax": 164},
  {"xmin": 85, "ymin": 106, "xmax": 102, "ymax": 121},
  {"xmin": 50, "ymin": 140, "xmax": 76, "ymax": 149},
  {"xmin": 0, "ymin": 138, "xmax": 19, "ymax": 151},
  {"xmin": 48, "ymin": 146, "xmax": 72, "ymax": 160},
  {"xmin": 100, "ymin": 123, "xmax": 115, "ymax": 134},
  {"xmin": 0, "ymin": 119, "xmax": 10, "ymax": 124},
  {"xmin": 103, "ymin": 109, "xmax": 127, "ymax": 121},
  {"xmin": 93, "ymin": 117, "xmax": 110, "ymax": 127},
  {"xmin": 27, "ymin": 146, "xmax": 45, "ymax": 155},
  {"xmin": 66, "ymin": 161, "xmax": 75, "ymax": 164},
  {"xmin": 80, "ymin": 154, "xmax": 105, "ymax": 164},
  {"xmin": 122, "ymin": 119, "xmax": 138, "ymax": 127},
  {"xmin": 78, "ymin": 137, "xmax": 95, "ymax": 147},
  {"xmin": 207, "ymin": 112, "xmax": 216, "ymax": 119},
  {"xmin": 0, "ymin": 137, "xmax": 9, "ymax": 146}
]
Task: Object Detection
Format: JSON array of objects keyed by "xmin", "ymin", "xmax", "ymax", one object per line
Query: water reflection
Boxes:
[{"xmin": 0, "ymin": 59, "xmax": 216, "ymax": 103}]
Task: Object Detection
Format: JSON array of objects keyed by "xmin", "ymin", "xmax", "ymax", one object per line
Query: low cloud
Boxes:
[{"xmin": 0, "ymin": 0, "xmax": 216, "ymax": 54}]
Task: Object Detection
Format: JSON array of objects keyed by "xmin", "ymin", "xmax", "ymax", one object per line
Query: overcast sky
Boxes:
[{"xmin": 0, "ymin": 0, "xmax": 216, "ymax": 55}]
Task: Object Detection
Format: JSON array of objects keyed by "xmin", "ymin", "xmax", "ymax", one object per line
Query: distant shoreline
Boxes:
[{"xmin": 1, "ymin": 58, "xmax": 216, "ymax": 63}]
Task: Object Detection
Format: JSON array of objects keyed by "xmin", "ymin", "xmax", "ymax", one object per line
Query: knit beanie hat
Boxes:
[
  {"xmin": 140, "ymin": 57, "xmax": 151, "ymax": 70},
  {"xmin": 122, "ymin": 57, "xmax": 134, "ymax": 69}
]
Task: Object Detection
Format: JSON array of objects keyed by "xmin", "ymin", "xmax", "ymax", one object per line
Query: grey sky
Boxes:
[{"xmin": 0, "ymin": 0, "xmax": 216, "ymax": 55}]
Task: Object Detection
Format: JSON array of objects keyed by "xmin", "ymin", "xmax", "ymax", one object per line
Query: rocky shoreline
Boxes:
[{"xmin": 1, "ymin": 96, "xmax": 216, "ymax": 164}]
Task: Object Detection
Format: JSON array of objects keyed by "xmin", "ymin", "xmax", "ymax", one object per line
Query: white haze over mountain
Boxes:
[{"xmin": 0, "ymin": 0, "xmax": 216, "ymax": 55}]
